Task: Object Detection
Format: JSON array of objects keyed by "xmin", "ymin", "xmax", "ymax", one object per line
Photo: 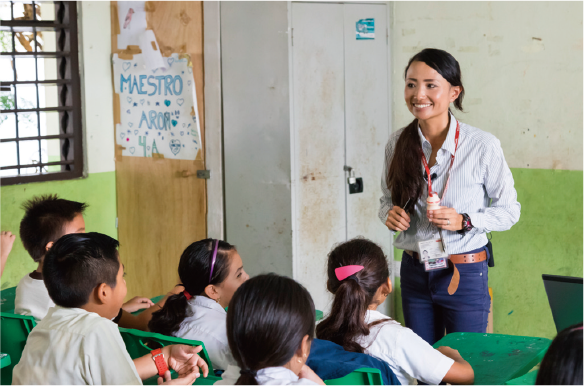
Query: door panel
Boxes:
[
  {"xmin": 291, "ymin": 2, "xmax": 346, "ymax": 312},
  {"xmin": 343, "ymin": 4, "xmax": 392, "ymax": 313}
]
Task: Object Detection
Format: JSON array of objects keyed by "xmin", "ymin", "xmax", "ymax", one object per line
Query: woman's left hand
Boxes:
[{"xmin": 427, "ymin": 207, "xmax": 463, "ymax": 231}]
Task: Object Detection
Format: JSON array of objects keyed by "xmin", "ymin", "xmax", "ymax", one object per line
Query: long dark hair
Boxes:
[
  {"xmin": 227, "ymin": 274, "xmax": 315, "ymax": 385},
  {"xmin": 148, "ymin": 239, "xmax": 236, "ymax": 336},
  {"xmin": 536, "ymin": 322, "xmax": 583, "ymax": 385},
  {"xmin": 316, "ymin": 238, "xmax": 390, "ymax": 353},
  {"xmin": 387, "ymin": 48, "xmax": 465, "ymax": 211}
]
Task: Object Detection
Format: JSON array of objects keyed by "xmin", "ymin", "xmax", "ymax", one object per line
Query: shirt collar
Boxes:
[
  {"xmin": 190, "ymin": 295, "xmax": 226, "ymax": 313},
  {"xmin": 257, "ymin": 366, "xmax": 299, "ymax": 382},
  {"xmin": 417, "ymin": 112, "xmax": 458, "ymax": 156}
]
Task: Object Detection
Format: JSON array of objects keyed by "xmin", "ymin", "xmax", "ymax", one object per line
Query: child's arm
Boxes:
[
  {"xmin": 298, "ymin": 365, "xmax": 325, "ymax": 385},
  {"xmin": 0, "ymin": 231, "xmax": 16, "ymax": 277},
  {"xmin": 133, "ymin": 344, "xmax": 209, "ymax": 384},
  {"xmin": 123, "ymin": 296, "xmax": 155, "ymax": 313},
  {"xmin": 436, "ymin": 346, "xmax": 474, "ymax": 385},
  {"xmin": 118, "ymin": 285, "xmax": 185, "ymax": 331}
]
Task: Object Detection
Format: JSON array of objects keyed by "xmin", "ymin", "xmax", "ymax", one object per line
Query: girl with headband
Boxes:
[
  {"xmin": 316, "ymin": 238, "xmax": 474, "ymax": 385},
  {"xmin": 149, "ymin": 239, "xmax": 249, "ymax": 371}
]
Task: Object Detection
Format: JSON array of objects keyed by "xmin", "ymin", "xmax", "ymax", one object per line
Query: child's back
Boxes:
[{"xmin": 13, "ymin": 306, "xmax": 140, "ymax": 385}]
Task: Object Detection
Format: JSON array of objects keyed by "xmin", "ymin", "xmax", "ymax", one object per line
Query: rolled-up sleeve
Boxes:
[{"xmin": 469, "ymin": 138, "xmax": 521, "ymax": 233}]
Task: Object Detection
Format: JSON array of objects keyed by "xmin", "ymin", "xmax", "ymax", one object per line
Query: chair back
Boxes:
[
  {"xmin": 0, "ymin": 312, "xmax": 37, "ymax": 385},
  {"xmin": 324, "ymin": 368, "xmax": 384, "ymax": 385}
]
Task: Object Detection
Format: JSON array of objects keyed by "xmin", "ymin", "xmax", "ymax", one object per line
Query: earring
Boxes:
[{"xmin": 297, "ymin": 358, "xmax": 302, "ymax": 363}]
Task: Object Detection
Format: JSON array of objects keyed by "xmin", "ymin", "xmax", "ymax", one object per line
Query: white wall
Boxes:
[
  {"xmin": 79, "ymin": 1, "xmax": 115, "ymax": 174},
  {"xmin": 391, "ymin": 1, "xmax": 583, "ymax": 171}
]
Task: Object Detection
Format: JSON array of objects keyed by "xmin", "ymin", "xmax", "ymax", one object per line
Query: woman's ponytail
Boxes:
[
  {"xmin": 148, "ymin": 291, "xmax": 189, "ymax": 336},
  {"xmin": 316, "ymin": 238, "xmax": 391, "ymax": 353}
]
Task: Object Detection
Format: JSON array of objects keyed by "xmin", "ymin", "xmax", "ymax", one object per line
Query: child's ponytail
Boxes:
[
  {"xmin": 147, "ymin": 291, "xmax": 189, "ymax": 336},
  {"xmin": 316, "ymin": 238, "xmax": 391, "ymax": 353},
  {"xmin": 148, "ymin": 239, "xmax": 236, "ymax": 336}
]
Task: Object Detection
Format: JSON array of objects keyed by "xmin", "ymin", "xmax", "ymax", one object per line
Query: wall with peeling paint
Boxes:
[{"xmin": 390, "ymin": 1, "xmax": 583, "ymax": 339}]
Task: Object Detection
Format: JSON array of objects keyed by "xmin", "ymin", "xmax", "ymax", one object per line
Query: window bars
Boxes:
[{"xmin": 1, "ymin": 1, "xmax": 83, "ymax": 185}]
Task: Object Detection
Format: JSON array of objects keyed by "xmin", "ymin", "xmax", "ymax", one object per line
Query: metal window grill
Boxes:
[{"xmin": 1, "ymin": 1, "xmax": 83, "ymax": 185}]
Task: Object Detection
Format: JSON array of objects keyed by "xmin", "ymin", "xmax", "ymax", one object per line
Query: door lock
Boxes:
[{"xmin": 344, "ymin": 166, "xmax": 363, "ymax": 194}]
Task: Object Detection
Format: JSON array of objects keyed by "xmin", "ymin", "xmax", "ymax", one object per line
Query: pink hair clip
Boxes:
[{"xmin": 335, "ymin": 265, "xmax": 365, "ymax": 281}]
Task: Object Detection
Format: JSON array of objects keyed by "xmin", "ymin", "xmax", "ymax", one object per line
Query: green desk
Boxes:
[
  {"xmin": 433, "ymin": 332, "xmax": 550, "ymax": 385},
  {"xmin": 0, "ymin": 353, "xmax": 11, "ymax": 369},
  {"xmin": 0, "ymin": 286, "xmax": 16, "ymax": 313},
  {"xmin": 505, "ymin": 369, "xmax": 539, "ymax": 385}
]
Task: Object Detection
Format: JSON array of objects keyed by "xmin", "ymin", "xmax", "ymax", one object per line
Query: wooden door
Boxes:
[{"xmin": 110, "ymin": 1, "xmax": 206, "ymax": 299}]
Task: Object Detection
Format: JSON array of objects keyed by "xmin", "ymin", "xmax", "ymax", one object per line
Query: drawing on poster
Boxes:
[
  {"xmin": 112, "ymin": 53, "xmax": 202, "ymax": 160},
  {"xmin": 356, "ymin": 18, "xmax": 375, "ymax": 40}
]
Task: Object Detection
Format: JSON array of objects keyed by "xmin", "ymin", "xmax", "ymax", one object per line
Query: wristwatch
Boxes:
[
  {"xmin": 151, "ymin": 348, "xmax": 168, "ymax": 377},
  {"xmin": 457, "ymin": 213, "xmax": 473, "ymax": 235}
]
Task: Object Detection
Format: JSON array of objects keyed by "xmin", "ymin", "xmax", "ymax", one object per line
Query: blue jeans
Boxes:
[{"xmin": 400, "ymin": 246, "xmax": 491, "ymax": 346}]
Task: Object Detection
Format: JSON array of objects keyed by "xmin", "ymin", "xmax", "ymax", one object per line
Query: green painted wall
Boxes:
[
  {"xmin": 0, "ymin": 171, "xmax": 117, "ymax": 290},
  {"xmin": 392, "ymin": 168, "xmax": 583, "ymax": 340}
]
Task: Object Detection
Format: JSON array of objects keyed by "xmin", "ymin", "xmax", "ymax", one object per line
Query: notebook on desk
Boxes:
[{"xmin": 542, "ymin": 274, "xmax": 583, "ymax": 333}]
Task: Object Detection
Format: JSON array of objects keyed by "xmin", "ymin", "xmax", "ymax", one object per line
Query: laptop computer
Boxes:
[{"xmin": 542, "ymin": 274, "xmax": 583, "ymax": 333}]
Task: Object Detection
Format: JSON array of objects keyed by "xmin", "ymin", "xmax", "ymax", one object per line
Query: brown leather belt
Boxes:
[{"xmin": 405, "ymin": 250, "xmax": 487, "ymax": 295}]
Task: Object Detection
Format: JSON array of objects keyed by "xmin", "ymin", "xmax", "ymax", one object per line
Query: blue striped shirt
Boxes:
[{"xmin": 379, "ymin": 113, "xmax": 521, "ymax": 254}]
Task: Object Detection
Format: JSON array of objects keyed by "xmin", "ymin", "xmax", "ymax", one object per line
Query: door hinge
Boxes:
[
  {"xmin": 291, "ymin": 28, "xmax": 294, "ymax": 46},
  {"xmin": 197, "ymin": 170, "xmax": 211, "ymax": 179},
  {"xmin": 386, "ymin": 28, "xmax": 389, "ymax": 45}
]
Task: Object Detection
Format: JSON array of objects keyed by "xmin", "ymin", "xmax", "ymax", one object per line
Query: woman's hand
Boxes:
[
  {"xmin": 385, "ymin": 206, "xmax": 411, "ymax": 232},
  {"xmin": 428, "ymin": 207, "xmax": 463, "ymax": 231}
]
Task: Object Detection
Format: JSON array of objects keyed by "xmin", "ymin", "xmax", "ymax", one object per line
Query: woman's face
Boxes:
[
  {"xmin": 216, "ymin": 251, "xmax": 249, "ymax": 308},
  {"xmin": 404, "ymin": 61, "xmax": 460, "ymax": 122}
]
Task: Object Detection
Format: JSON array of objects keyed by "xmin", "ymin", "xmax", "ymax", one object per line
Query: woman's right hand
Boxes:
[{"xmin": 385, "ymin": 206, "xmax": 411, "ymax": 232}]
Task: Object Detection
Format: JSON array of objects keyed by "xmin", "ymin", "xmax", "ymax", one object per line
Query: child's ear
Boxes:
[
  {"xmin": 203, "ymin": 284, "xmax": 219, "ymax": 301},
  {"xmin": 95, "ymin": 283, "xmax": 110, "ymax": 305},
  {"xmin": 298, "ymin": 334, "xmax": 310, "ymax": 360},
  {"xmin": 386, "ymin": 277, "xmax": 393, "ymax": 294},
  {"xmin": 45, "ymin": 241, "xmax": 54, "ymax": 252}
]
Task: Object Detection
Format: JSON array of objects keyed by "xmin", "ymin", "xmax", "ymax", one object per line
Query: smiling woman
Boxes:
[{"xmin": 379, "ymin": 48, "xmax": 521, "ymax": 345}]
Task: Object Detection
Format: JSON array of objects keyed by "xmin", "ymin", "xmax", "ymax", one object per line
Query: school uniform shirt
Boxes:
[
  {"xmin": 174, "ymin": 295, "xmax": 236, "ymax": 371},
  {"xmin": 379, "ymin": 112, "xmax": 521, "ymax": 254},
  {"xmin": 14, "ymin": 272, "xmax": 55, "ymax": 321},
  {"xmin": 216, "ymin": 365, "xmax": 319, "ymax": 385},
  {"xmin": 12, "ymin": 306, "xmax": 141, "ymax": 385},
  {"xmin": 356, "ymin": 309, "xmax": 454, "ymax": 385}
]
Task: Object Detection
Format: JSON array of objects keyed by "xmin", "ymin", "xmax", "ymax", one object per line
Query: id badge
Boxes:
[
  {"xmin": 417, "ymin": 233, "xmax": 448, "ymax": 263},
  {"xmin": 425, "ymin": 258, "xmax": 448, "ymax": 271}
]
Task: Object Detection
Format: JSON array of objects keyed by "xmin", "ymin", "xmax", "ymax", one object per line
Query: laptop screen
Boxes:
[{"xmin": 542, "ymin": 274, "xmax": 583, "ymax": 333}]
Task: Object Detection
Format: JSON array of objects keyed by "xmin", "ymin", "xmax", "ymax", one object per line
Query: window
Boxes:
[{"xmin": 1, "ymin": 1, "xmax": 83, "ymax": 185}]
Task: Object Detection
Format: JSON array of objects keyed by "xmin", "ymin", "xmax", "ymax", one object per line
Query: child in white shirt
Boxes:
[
  {"xmin": 13, "ymin": 232, "xmax": 209, "ymax": 385},
  {"xmin": 14, "ymin": 195, "xmax": 160, "ymax": 326},
  {"xmin": 316, "ymin": 238, "xmax": 474, "ymax": 385},
  {"xmin": 217, "ymin": 274, "xmax": 324, "ymax": 385},
  {"xmin": 149, "ymin": 239, "xmax": 249, "ymax": 371}
]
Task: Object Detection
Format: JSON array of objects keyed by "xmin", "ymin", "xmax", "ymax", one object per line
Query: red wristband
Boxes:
[{"xmin": 151, "ymin": 348, "xmax": 168, "ymax": 377}]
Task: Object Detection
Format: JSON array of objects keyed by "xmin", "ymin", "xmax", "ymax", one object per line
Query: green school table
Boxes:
[
  {"xmin": 432, "ymin": 332, "xmax": 551, "ymax": 385},
  {"xmin": 0, "ymin": 353, "xmax": 11, "ymax": 369},
  {"xmin": 504, "ymin": 369, "xmax": 539, "ymax": 385}
]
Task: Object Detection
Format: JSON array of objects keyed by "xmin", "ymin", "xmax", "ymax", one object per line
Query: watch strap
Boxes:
[
  {"xmin": 457, "ymin": 213, "xmax": 473, "ymax": 235},
  {"xmin": 151, "ymin": 348, "xmax": 168, "ymax": 377}
]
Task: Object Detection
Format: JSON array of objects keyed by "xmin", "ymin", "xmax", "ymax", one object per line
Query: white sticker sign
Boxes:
[{"xmin": 112, "ymin": 53, "xmax": 202, "ymax": 160}]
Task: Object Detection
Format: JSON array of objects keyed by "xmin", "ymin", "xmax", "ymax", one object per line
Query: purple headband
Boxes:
[{"xmin": 209, "ymin": 239, "xmax": 220, "ymax": 283}]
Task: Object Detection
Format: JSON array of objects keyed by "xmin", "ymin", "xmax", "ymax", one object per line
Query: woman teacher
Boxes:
[{"xmin": 379, "ymin": 48, "xmax": 521, "ymax": 345}]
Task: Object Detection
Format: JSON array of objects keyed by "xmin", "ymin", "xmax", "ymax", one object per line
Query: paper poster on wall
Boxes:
[
  {"xmin": 356, "ymin": 18, "xmax": 375, "ymax": 40},
  {"xmin": 112, "ymin": 53, "xmax": 202, "ymax": 160},
  {"xmin": 117, "ymin": 1, "xmax": 147, "ymax": 50}
]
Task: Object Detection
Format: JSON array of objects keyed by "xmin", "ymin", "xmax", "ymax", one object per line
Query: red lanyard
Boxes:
[{"xmin": 420, "ymin": 121, "xmax": 460, "ymax": 203}]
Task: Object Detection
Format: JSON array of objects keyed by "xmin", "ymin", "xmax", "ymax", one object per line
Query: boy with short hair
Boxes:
[
  {"xmin": 13, "ymin": 232, "xmax": 209, "ymax": 385},
  {"xmin": 15, "ymin": 194, "xmax": 157, "ymax": 327}
]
